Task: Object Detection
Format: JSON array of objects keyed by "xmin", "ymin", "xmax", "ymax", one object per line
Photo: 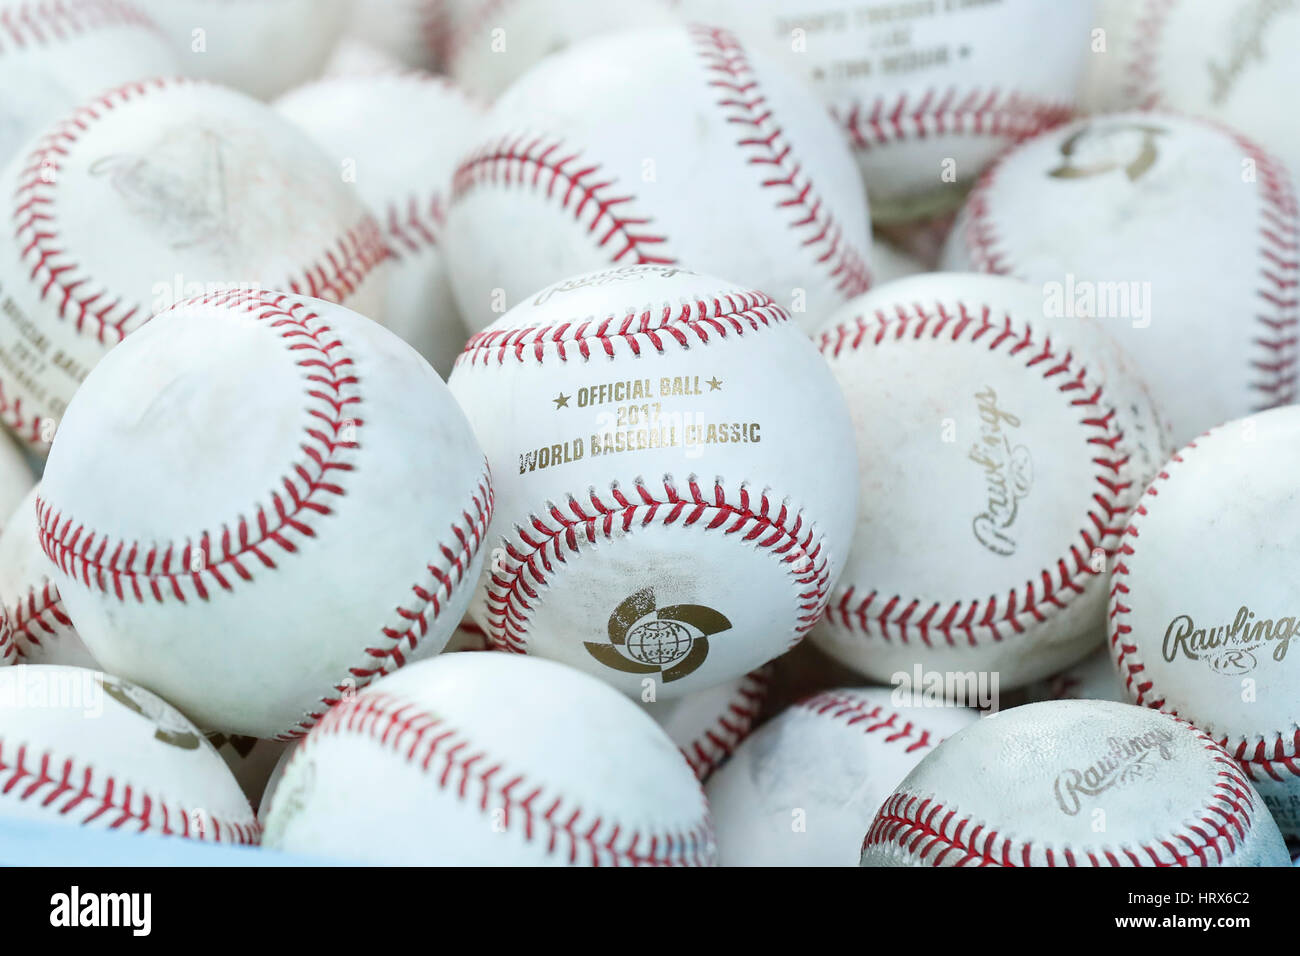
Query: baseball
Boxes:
[
  {"xmin": 1110, "ymin": 406, "xmax": 1300, "ymax": 837},
  {"xmin": 0, "ymin": 76, "xmax": 390, "ymax": 451},
  {"xmin": 37, "ymin": 291, "xmax": 492, "ymax": 739},
  {"xmin": 275, "ymin": 70, "xmax": 483, "ymax": 377},
  {"xmin": 0, "ymin": 0, "xmax": 178, "ymax": 168},
  {"xmin": 131, "ymin": 0, "xmax": 350, "ymax": 100},
  {"xmin": 0, "ymin": 664, "xmax": 259, "ymax": 843},
  {"xmin": 811, "ymin": 273, "xmax": 1169, "ymax": 689},
  {"xmin": 861, "ymin": 699, "xmax": 1290, "ymax": 866},
  {"xmin": 1085, "ymin": 0, "xmax": 1300, "ymax": 184},
  {"xmin": 261, "ymin": 652, "xmax": 716, "ymax": 865},
  {"xmin": 444, "ymin": 23, "xmax": 873, "ymax": 333},
  {"xmin": 441, "ymin": 0, "xmax": 678, "ymax": 99},
  {"xmin": 448, "ymin": 264, "xmax": 859, "ymax": 699},
  {"xmin": 943, "ymin": 110, "xmax": 1300, "ymax": 447},
  {"xmin": 706, "ymin": 687, "xmax": 978, "ymax": 866},
  {"xmin": 0, "ymin": 484, "xmax": 93, "ymax": 669},
  {"xmin": 686, "ymin": 0, "xmax": 1094, "ymax": 222}
]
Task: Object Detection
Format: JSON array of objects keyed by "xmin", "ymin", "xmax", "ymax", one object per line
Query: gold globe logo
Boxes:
[{"xmin": 584, "ymin": 587, "xmax": 732, "ymax": 683}]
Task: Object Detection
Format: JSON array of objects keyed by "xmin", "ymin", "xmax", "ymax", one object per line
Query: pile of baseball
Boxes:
[{"xmin": 0, "ymin": 0, "xmax": 1297, "ymax": 869}]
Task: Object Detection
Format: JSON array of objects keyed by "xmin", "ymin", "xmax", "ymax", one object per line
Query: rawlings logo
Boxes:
[
  {"xmin": 1048, "ymin": 122, "xmax": 1168, "ymax": 182},
  {"xmin": 1162, "ymin": 605, "xmax": 1298, "ymax": 675},
  {"xmin": 583, "ymin": 588, "xmax": 731, "ymax": 682},
  {"xmin": 1053, "ymin": 729, "xmax": 1177, "ymax": 815},
  {"xmin": 968, "ymin": 385, "xmax": 1032, "ymax": 556}
]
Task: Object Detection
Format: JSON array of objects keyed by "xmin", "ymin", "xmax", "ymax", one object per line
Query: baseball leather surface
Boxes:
[
  {"xmin": 261, "ymin": 652, "xmax": 716, "ymax": 865},
  {"xmin": 861, "ymin": 699, "xmax": 1290, "ymax": 866},
  {"xmin": 38, "ymin": 291, "xmax": 491, "ymax": 738}
]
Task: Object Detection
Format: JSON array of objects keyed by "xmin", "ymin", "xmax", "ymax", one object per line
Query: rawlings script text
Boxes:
[
  {"xmin": 1053, "ymin": 729, "xmax": 1176, "ymax": 815},
  {"xmin": 968, "ymin": 386, "xmax": 1032, "ymax": 556},
  {"xmin": 1163, "ymin": 605, "xmax": 1297, "ymax": 675}
]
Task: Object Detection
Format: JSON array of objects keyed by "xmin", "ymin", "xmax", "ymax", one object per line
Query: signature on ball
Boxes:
[
  {"xmin": 968, "ymin": 385, "xmax": 1032, "ymax": 556},
  {"xmin": 1053, "ymin": 729, "xmax": 1176, "ymax": 816},
  {"xmin": 1162, "ymin": 605, "xmax": 1298, "ymax": 675}
]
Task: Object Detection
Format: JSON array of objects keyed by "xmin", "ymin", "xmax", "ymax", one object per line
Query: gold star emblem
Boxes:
[
  {"xmin": 553, "ymin": 392, "xmax": 570, "ymax": 409},
  {"xmin": 707, "ymin": 377, "xmax": 722, "ymax": 391}
]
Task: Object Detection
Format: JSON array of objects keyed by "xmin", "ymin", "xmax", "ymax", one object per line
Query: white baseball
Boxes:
[
  {"xmin": 0, "ymin": 664, "xmax": 259, "ymax": 842},
  {"xmin": 642, "ymin": 666, "xmax": 771, "ymax": 782},
  {"xmin": 37, "ymin": 291, "xmax": 492, "ymax": 738},
  {"xmin": 1085, "ymin": 0, "xmax": 1300, "ymax": 185},
  {"xmin": 448, "ymin": 264, "xmax": 859, "ymax": 699},
  {"xmin": 811, "ymin": 273, "xmax": 1168, "ymax": 689},
  {"xmin": 441, "ymin": 0, "xmax": 679, "ymax": 99},
  {"xmin": 261, "ymin": 653, "xmax": 717, "ymax": 865},
  {"xmin": 1110, "ymin": 406, "xmax": 1300, "ymax": 838},
  {"xmin": 861, "ymin": 699, "xmax": 1290, "ymax": 866},
  {"xmin": 0, "ymin": 484, "xmax": 94, "ymax": 669},
  {"xmin": 444, "ymin": 24, "xmax": 873, "ymax": 333},
  {"xmin": 942, "ymin": 110, "xmax": 1300, "ymax": 447},
  {"xmin": 275, "ymin": 70, "xmax": 483, "ymax": 377},
  {"xmin": 0, "ymin": 76, "xmax": 390, "ymax": 451},
  {"xmin": 706, "ymin": 687, "xmax": 978, "ymax": 866},
  {"xmin": 131, "ymin": 0, "xmax": 350, "ymax": 100},
  {"xmin": 0, "ymin": 0, "xmax": 178, "ymax": 168},
  {"xmin": 685, "ymin": 0, "xmax": 1095, "ymax": 223}
]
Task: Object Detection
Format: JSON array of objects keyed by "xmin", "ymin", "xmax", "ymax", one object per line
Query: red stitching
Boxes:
[
  {"xmin": 456, "ymin": 285, "xmax": 787, "ymax": 367},
  {"xmin": 816, "ymin": 299, "xmax": 1132, "ymax": 645},
  {"xmin": 679, "ymin": 667, "xmax": 771, "ymax": 781},
  {"xmin": 959, "ymin": 117, "xmax": 1300, "ymax": 410},
  {"xmin": 451, "ymin": 133, "xmax": 674, "ymax": 267},
  {"xmin": 863, "ymin": 725, "xmax": 1263, "ymax": 866},
  {"xmin": 690, "ymin": 24, "xmax": 872, "ymax": 298},
  {"xmin": 795, "ymin": 690, "xmax": 943, "ymax": 754},
  {"xmin": 0, "ymin": 739, "xmax": 260, "ymax": 842},
  {"xmin": 8, "ymin": 579, "xmax": 73, "ymax": 660},
  {"xmin": 1109, "ymin": 430, "xmax": 1300, "ymax": 786},
  {"xmin": 385, "ymin": 191, "xmax": 445, "ymax": 257},
  {"xmin": 33, "ymin": 290, "xmax": 494, "ymax": 736},
  {"xmin": 0, "ymin": 0, "xmax": 158, "ymax": 55},
  {"xmin": 484, "ymin": 476, "xmax": 832, "ymax": 655},
  {"xmin": 1121, "ymin": 0, "xmax": 1179, "ymax": 107},
  {"xmin": 11, "ymin": 75, "xmax": 389, "ymax": 344},
  {"xmin": 834, "ymin": 89, "xmax": 1074, "ymax": 153},
  {"xmin": 305, "ymin": 689, "xmax": 714, "ymax": 865},
  {"xmin": 286, "ymin": 471, "xmax": 493, "ymax": 738},
  {"xmin": 0, "ymin": 607, "xmax": 13, "ymax": 664}
]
